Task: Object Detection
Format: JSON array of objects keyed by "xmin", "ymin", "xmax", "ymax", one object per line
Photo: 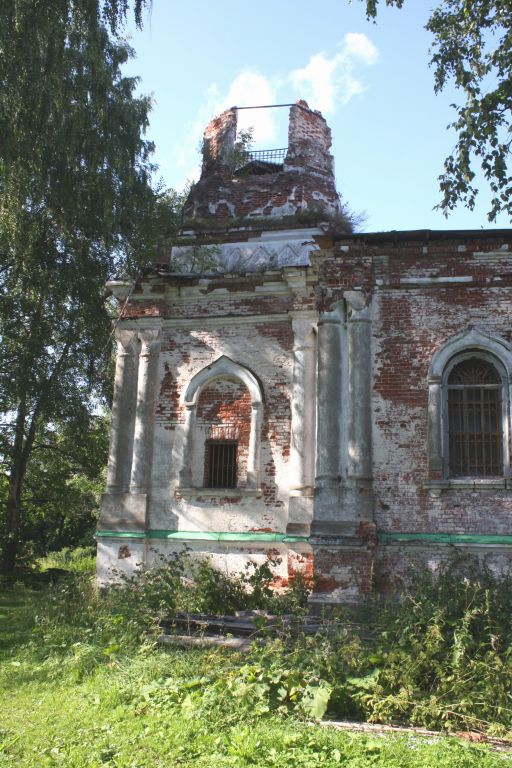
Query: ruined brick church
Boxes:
[{"xmin": 97, "ymin": 100, "xmax": 512, "ymax": 604}]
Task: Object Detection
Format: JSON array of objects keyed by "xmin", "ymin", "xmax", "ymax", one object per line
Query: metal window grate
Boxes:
[
  {"xmin": 248, "ymin": 148, "xmax": 287, "ymax": 165},
  {"xmin": 205, "ymin": 441, "xmax": 237, "ymax": 488},
  {"xmin": 448, "ymin": 359, "xmax": 503, "ymax": 477}
]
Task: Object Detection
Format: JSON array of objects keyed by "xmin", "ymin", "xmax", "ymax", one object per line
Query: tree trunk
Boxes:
[
  {"xmin": 1, "ymin": 341, "xmax": 73, "ymax": 573},
  {"xmin": 1, "ymin": 400, "xmax": 28, "ymax": 573},
  {"xmin": 1, "ymin": 396, "xmax": 39, "ymax": 574}
]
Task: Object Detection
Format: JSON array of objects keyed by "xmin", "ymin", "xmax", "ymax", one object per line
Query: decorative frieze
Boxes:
[{"xmin": 170, "ymin": 236, "xmax": 319, "ymax": 275}]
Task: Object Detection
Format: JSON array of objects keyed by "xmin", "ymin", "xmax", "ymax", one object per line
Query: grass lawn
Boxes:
[{"xmin": 1, "ymin": 578, "xmax": 509, "ymax": 767}]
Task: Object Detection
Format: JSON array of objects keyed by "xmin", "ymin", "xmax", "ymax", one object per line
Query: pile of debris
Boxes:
[{"xmin": 158, "ymin": 610, "xmax": 325, "ymax": 651}]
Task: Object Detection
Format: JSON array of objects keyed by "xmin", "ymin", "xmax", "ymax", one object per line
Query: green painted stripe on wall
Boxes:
[
  {"xmin": 95, "ymin": 531, "xmax": 146, "ymax": 539},
  {"xmin": 95, "ymin": 530, "xmax": 309, "ymax": 543},
  {"xmin": 95, "ymin": 530, "xmax": 512, "ymax": 546}
]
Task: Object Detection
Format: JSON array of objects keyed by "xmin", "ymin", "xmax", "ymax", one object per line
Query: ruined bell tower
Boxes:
[{"xmin": 183, "ymin": 100, "xmax": 341, "ymax": 221}]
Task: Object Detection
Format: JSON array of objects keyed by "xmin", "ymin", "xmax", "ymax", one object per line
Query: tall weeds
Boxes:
[{"xmin": 20, "ymin": 549, "xmax": 512, "ymax": 735}]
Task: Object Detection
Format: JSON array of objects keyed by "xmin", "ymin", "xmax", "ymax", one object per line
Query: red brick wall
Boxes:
[
  {"xmin": 151, "ymin": 317, "xmax": 294, "ymax": 513},
  {"xmin": 196, "ymin": 379, "xmax": 252, "ymax": 485},
  {"xmin": 318, "ymin": 233, "xmax": 512, "ymax": 539}
]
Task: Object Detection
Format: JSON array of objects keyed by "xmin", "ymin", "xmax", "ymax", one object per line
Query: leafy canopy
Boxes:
[
  {"xmin": 359, "ymin": 0, "xmax": 512, "ymax": 221},
  {"xmin": 0, "ymin": 1, "xmax": 158, "ymax": 571}
]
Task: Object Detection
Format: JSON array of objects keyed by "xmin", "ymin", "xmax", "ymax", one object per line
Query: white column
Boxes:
[
  {"xmin": 342, "ymin": 290, "xmax": 374, "ymax": 528},
  {"xmin": 427, "ymin": 376, "xmax": 443, "ymax": 473},
  {"xmin": 289, "ymin": 314, "xmax": 317, "ymax": 493},
  {"xmin": 344, "ymin": 291, "xmax": 372, "ymax": 482},
  {"xmin": 129, "ymin": 329, "xmax": 161, "ymax": 495},
  {"xmin": 106, "ymin": 330, "xmax": 139, "ymax": 494},
  {"xmin": 179, "ymin": 404, "xmax": 195, "ymax": 488},
  {"xmin": 315, "ymin": 306, "xmax": 343, "ymax": 489},
  {"xmin": 312, "ymin": 302, "xmax": 344, "ymax": 535}
]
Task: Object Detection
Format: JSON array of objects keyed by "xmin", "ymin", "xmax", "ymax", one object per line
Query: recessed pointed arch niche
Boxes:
[{"xmin": 179, "ymin": 356, "xmax": 263, "ymax": 490}]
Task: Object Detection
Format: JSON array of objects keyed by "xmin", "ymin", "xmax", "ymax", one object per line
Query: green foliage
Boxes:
[
  {"xmin": 16, "ymin": 416, "xmax": 109, "ymax": 560},
  {"xmin": 22, "ymin": 548, "xmax": 512, "ymax": 735},
  {"xmin": 2, "ymin": 551, "xmax": 512, "ymax": 765},
  {"xmin": 0, "ymin": 1, "xmax": 167, "ymax": 572},
  {"xmin": 360, "ymin": 0, "xmax": 512, "ymax": 221},
  {"xmin": 134, "ymin": 641, "xmax": 334, "ymax": 721},
  {"xmin": 364, "ymin": 556, "xmax": 512, "ymax": 733},
  {"xmin": 107, "ymin": 551, "xmax": 311, "ymax": 630},
  {"xmin": 200, "ymin": 126, "xmax": 254, "ymax": 175},
  {"xmin": 1, "ymin": 566, "xmax": 509, "ymax": 766},
  {"xmin": 169, "ymin": 244, "xmax": 222, "ymax": 274},
  {"xmin": 41, "ymin": 546, "xmax": 97, "ymax": 574},
  {"xmin": 229, "ymin": 127, "xmax": 255, "ymax": 171}
]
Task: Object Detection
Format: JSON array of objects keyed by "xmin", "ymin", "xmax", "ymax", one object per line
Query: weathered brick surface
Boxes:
[
  {"xmin": 105, "ymin": 173, "xmax": 512, "ymax": 598},
  {"xmin": 183, "ymin": 101, "xmax": 341, "ymax": 221},
  {"xmin": 197, "ymin": 380, "xmax": 252, "ymax": 485},
  {"xmin": 147, "ymin": 311, "xmax": 296, "ymax": 536},
  {"xmin": 316, "ymin": 233, "xmax": 512, "ymax": 542}
]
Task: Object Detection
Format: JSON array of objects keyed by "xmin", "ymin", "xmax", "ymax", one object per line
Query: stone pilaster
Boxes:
[
  {"xmin": 287, "ymin": 313, "xmax": 317, "ymax": 534},
  {"xmin": 99, "ymin": 328, "xmax": 158, "ymax": 534},
  {"xmin": 247, "ymin": 402, "xmax": 262, "ymax": 489},
  {"xmin": 179, "ymin": 404, "xmax": 195, "ymax": 488},
  {"xmin": 427, "ymin": 375, "xmax": 443, "ymax": 475},
  {"xmin": 312, "ymin": 302, "xmax": 344, "ymax": 535},
  {"xmin": 310, "ymin": 292, "xmax": 376, "ymax": 607},
  {"xmin": 343, "ymin": 290, "xmax": 374, "ymax": 526},
  {"xmin": 105, "ymin": 330, "xmax": 139, "ymax": 494},
  {"xmin": 129, "ymin": 329, "xmax": 162, "ymax": 495}
]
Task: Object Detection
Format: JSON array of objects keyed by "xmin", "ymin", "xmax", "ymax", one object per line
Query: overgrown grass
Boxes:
[{"xmin": 1, "ymin": 550, "xmax": 511, "ymax": 766}]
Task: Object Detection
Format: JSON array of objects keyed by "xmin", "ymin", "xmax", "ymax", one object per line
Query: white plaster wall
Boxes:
[
  {"xmin": 148, "ymin": 318, "xmax": 294, "ymax": 536},
  {"xmin": 96, "ymin": 539, "xmax": 145, "ymax": 585}
]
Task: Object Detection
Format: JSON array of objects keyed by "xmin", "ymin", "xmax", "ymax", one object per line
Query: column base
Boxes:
[
  {"xmin": 287, "ymin": 493, "xmax": 313, "ymax": 531},
  {"xmin": 98, "ymin": 492, "xmax": 148, "ymax": 532}
]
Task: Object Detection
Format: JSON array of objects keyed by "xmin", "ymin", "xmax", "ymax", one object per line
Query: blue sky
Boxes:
[{"xmin": 124, "ymin": 1, "xmax": 511, "ymax": 233}]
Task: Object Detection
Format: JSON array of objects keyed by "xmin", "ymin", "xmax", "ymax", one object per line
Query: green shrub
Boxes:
[
  {"xmin": 22, "ymin": 547, "xmax": 512, "ymax": 736},
  {"xmin": 108, "ymin": 551, "xmax": 311, "ymax": 627},
  {"xmin": 363, "ymin": 555, "xmax": 512, "ymax": 734},
  {"xmin": 41, "ymin": 546, "xmax": 96, "ymax": 573}
]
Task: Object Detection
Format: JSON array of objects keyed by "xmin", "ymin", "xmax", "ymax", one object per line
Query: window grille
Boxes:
[
  {"xmin": 205, "ymin": 440, "xmax": 237, "ymax": 488},
  {"xmin": 248, "ymin": 148, "xmax": 287, "ymax": 164},
  {"xmin": 447, "ymin": 358, "xmax": 503, "ymax": 476}
]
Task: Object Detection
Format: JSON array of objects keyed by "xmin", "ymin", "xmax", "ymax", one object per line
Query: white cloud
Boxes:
[
  {"xmin": 171, "ymin": 34, "xmax": 378, "ymax": 188},
  {"xmin": 221, "ymin": 72, "xmax": 278, "ymax": 144},
  {"xmin": 344, "ymin": 32, "xmax": 379, "ymax": 65},
  {"xmin": 289, "ymin": 33, "xmax": 378, "ymax": 113}
]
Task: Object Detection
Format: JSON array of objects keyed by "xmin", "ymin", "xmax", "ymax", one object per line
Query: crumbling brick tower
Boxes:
[{"xmin": 183, "ymin": 100, "xmax": 341, "ymax": 220}]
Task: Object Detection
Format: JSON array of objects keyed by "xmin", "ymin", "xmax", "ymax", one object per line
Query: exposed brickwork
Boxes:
[
  {"xmin": 183, "ymin": 101, "xmax": 341, "ymax": 222},
  {"xmin": 106, "ymin": 228, "xmax": 512, "ymax": 600},
  {"xmin": 314, "ymin": 233, "xmax": 512, "ymax": 545},
  {"xmin": 201, "ymin": 108, "xmax": 237, "ymax": 173},
  {"xmin": 197, "ymin": 380, "xmax": 252, "ymax": 485},
  {"xmin": 102, "ymin": 92, "xmax": 512, "ymax": 604}
]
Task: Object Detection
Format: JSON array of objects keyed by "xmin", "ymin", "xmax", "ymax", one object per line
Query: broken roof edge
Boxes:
[{"xmin": 332, "ymin": 228, "xmax": 512, "ymax": 243}]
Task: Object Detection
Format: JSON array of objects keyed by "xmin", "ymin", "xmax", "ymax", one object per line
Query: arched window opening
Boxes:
[
  {"xmin": 180, "ymin": 356, "xmax": 263, "ymax": 491},
  {"xmin": 196, "ymin": 379, "xmax": 252, "ymax": 488},
  {"xmin": 447, "ymin": 357, "xmax": 503, "ymax": 477}
]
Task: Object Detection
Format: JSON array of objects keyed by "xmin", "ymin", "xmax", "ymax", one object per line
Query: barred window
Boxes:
[
  {"xmin": 447, "ymin": 358, "xmax": 503, "ymax": 477},
  {"xmin": 205, "ymin": 440, "xmax": 238, "ymax": 488}
]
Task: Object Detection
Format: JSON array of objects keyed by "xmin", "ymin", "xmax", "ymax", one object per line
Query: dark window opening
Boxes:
[
  {"xmin": 233, "ymin": 148, "xmax": 287, "ymax": 175},
  {"xmin": 448, "ymin": 358, "xmax": 503, "ymax": 477},
  {"xmin": 205, "ymin": 440, "xmax": 237, "ymax": 488}
]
